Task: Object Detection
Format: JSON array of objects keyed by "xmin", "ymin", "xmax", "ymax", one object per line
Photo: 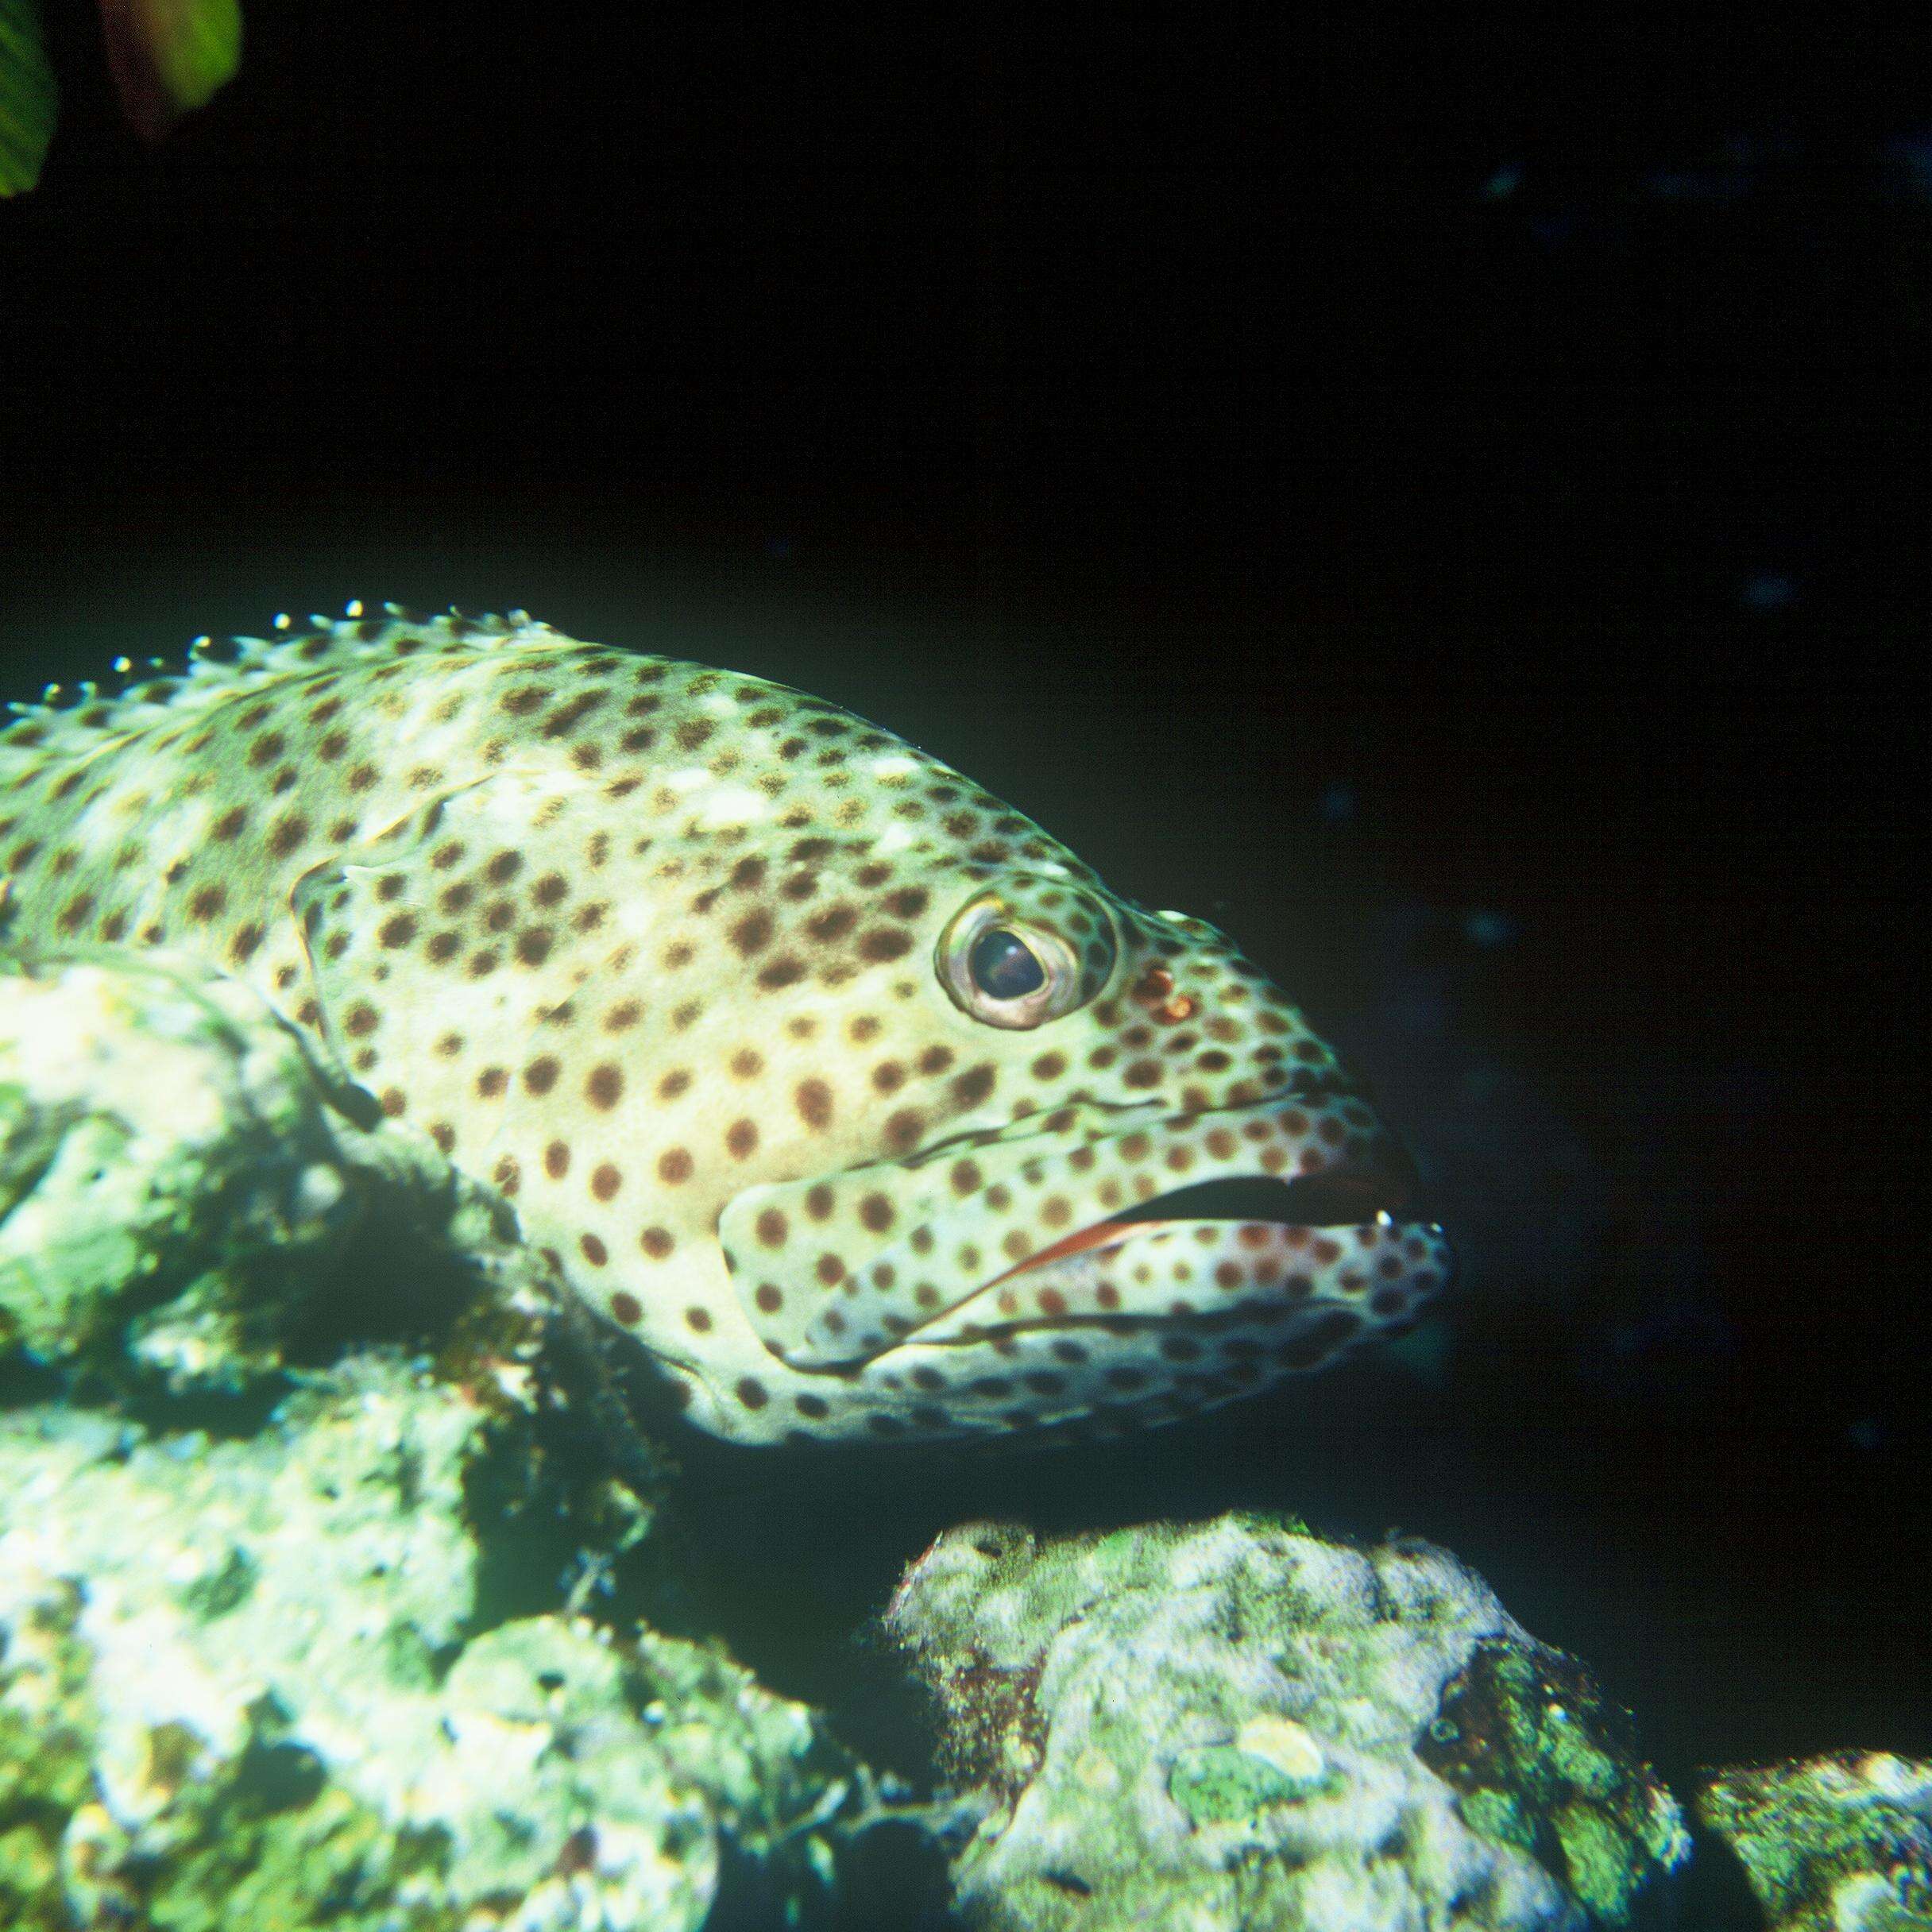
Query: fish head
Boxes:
[{"xmin": 613, "ymin": 832, "xmax": 1451, "ymax": 1443}]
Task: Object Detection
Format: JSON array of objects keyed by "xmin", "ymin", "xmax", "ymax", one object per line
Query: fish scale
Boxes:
[{"xmin": 0, "ymin": 605, "xmax": 1451, "ymax": 1443}]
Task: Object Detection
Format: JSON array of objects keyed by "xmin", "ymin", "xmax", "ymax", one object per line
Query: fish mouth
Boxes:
[
  {"xmin": 998, "ymin": 1169, "xmax": 1414, "ymax": 1280},
  {"xmin": 917, "ymin": 1163, "xmax": 1432, "ymax": 1351},
  {"xmin": 718, "ymin": 1086, "xmax": 1451, "ymax": 1381}
]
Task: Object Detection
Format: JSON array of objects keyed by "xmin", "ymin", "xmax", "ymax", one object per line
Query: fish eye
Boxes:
[
  {"xmin": 938, "ymin": 891, "xmax": 1107, "ymax": 1029},
  {"xmin": 968, "ymin": 927, "xmax": 1046, "ymax": 1000}
]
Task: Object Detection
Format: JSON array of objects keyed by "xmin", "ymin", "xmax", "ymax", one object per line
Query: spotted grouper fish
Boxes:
[{"xmin": 0, "ymin": 605, "xmax": 1451, "ymax": 1441}]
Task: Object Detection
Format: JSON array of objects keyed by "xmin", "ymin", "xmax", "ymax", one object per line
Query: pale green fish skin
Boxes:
[{"xmin": 0, "ymin": 607, "xmax": 1451, "ymax": 1443}]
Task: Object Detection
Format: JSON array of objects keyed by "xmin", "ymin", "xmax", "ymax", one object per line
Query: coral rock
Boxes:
[
  {"xmin": 887, "ymin": 1513, "xmax": 1689, "ymax": 1930},
  {"xmin": 0, "ymin": 949, "xmax": 539, "ymax": 1395},
  {"xmin": 0, "ymin": 1356, "xmax": 879, "ymax": 1930},
  {"xmin": 1698, "ymin": 1752, "xmax": 1932, "ymax": 1931}
]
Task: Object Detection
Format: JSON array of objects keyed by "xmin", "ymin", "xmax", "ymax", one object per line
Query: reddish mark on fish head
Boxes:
[{"xmin": 1132, "ymin": 962, "xmax": 1196, "ymax": 1024}]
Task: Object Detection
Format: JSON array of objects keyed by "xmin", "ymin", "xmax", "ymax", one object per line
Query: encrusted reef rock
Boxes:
[
  {"xmin": 1698, "ymin": 1752, "xmax": 1932, "ymax": 1931},
  {"xmin": 0, "ymin": 947, "xmax": 535, "ymax": 1395},
  {"xmin": 0, "ymin": 1354, "xmax": 882, "ymax": 1930},
  {"xmin": 0, "ymin": 951, "xmax": 898, "ymax": 1929},
  {"xmin": 887, "ymin": 1513, "xmax": 1689, "ymax": 1931}
]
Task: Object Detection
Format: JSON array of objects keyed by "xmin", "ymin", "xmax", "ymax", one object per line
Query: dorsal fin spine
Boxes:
[{"xmin": 1, "ymin": 605, "xmax": 555, "ymax": 771}]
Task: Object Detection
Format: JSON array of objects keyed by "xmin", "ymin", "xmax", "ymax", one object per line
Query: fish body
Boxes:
[{"xmin": 0, "ymin": 607, "xmax": 1450, "ymax": 1442}]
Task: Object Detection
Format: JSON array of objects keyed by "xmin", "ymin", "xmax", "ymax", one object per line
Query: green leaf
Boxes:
[
  {"xmin": 99, "ymin": 0, "xmax": 242, "ymax": 142},
  {"xmin": 0, "ymin": 0, "xmax": 58, "ymax": 196}
]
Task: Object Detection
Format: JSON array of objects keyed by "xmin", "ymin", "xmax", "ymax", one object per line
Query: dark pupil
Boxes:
[{"xmin": 969, "ymin": 927, "xmax": 1046, "ymax": 1000}]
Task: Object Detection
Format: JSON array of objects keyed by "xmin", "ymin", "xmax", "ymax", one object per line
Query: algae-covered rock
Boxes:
[
  {"xmin": 0, "ymin": 1354, "xmax": 883, "ymax": 1930},
  {"xmin": 1416, "ymin": 1637, "xmax": 1692, "ymax": 1926},
  {"xmin": 1698, "ymin": 1752, "xmax": 1932, "ymax": 1931},
  {"xmin": 0, "ymin": 948, "xmax": 537, "ymax": 1396},
  {"xmin": 887, "ymin": 1513, "xmax": 1688, "ymax": 1931}
]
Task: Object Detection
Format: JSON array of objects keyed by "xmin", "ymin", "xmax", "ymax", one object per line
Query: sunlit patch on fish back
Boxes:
[{"xmin": 1, "ymin": 605, "xmax": 1451, "ymax": 1445}]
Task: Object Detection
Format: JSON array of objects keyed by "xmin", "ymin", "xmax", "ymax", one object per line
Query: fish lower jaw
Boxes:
[{"xmin": 718, "ymin": 1210, "xmax": 1454, "ymax": 1447}]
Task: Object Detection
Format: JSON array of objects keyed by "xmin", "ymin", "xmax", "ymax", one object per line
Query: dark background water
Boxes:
[{"xmin": 3, "ymin": 4, "xmax": 1926, "ymax": 1817}]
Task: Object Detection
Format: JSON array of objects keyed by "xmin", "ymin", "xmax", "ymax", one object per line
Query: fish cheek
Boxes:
[{"xmin": 493, "ymin": 1045, "xmax": 780, "ymax": 1401}]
